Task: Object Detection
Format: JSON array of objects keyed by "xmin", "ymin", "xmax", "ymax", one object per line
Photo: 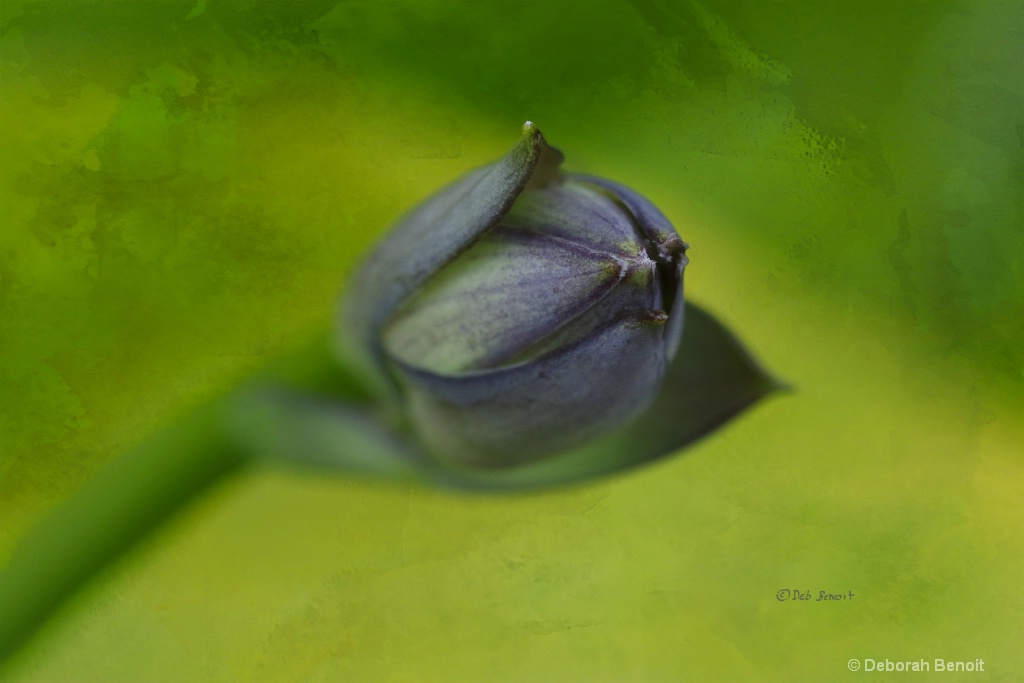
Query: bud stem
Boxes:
[
  {"xmin": 0, "ymin": 332, "xmax": 369, "ymax": 668},
  {"xmin": 0, "ymin": 404, "xmax": 249, "ymax": 666}
]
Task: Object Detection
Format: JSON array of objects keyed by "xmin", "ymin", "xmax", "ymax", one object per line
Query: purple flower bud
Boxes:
[
  {"xmin": 344, "ymin": 123, "xmax": 690, "ymax": 469},
  {"xmin": 233, "ymin": 124, "xmax": 778, "ymax": 490},
  {"xmin": 232, "ymin": 121, "xmax": 782, "ymax": 485}
]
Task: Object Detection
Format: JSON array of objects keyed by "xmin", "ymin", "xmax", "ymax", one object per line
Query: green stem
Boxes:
[
  {"xmin": 0, "ymin": 401, "xmax": 249, "ymax": 665},
  {"xmin": 0, "ymin": 331, "xmax": 369, "ymax": 667}
]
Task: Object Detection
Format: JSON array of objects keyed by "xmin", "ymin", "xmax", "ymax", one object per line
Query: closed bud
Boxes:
[
  {"xmin": 234, "ymin": 123, "xmax": 777, "ymax": 490},
  {"xmin": 346, "ymin": 122, "xmax": 692, "ymax": 469}
]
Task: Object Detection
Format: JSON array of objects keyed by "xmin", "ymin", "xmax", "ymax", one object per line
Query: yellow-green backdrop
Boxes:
[{"xmin": 2, "ymin": 1, "xmax": 1022, "ymax": 681}]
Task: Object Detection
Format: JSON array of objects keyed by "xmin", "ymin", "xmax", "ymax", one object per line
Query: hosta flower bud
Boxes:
[
  {"xmin": 234, "ymin": 123, "xmax": 777, "ymax": 490},
  {"xmin": 342, "ymin": 122, "xmax": 748, "ymax": 473}
]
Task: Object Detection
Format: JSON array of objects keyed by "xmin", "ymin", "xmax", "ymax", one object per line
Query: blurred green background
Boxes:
[{"xmin": 1, "ymin": 0, "xmax": 1022, "ymax": 680}]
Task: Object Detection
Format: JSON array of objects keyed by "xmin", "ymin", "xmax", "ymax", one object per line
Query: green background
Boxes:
[{"xmin": 2, "ymin": 0, "xmax": 1022, "ymax": 680}]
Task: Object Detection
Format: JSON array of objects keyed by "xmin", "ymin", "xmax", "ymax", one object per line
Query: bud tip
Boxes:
[
  {"xmin": 663, "ymin": 235, "xmax": 689, "ymax": 257},
  {"xmin": 518, "ymin": 120, "xmax": 545, "ymax": 149}
]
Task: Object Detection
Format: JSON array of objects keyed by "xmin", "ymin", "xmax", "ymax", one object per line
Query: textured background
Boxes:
[{"xmin": 2, "ymin": 1, "xmax": 1022, "ymax": 680}]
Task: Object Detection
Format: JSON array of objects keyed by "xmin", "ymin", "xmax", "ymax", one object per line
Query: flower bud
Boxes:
[
  {"xmin": 224, "ymin": 123, "xmax": 780, "ymax": 491},
  {"xmin": 345, "ymin": 123, "xmax": 690, "ymax": 469}
]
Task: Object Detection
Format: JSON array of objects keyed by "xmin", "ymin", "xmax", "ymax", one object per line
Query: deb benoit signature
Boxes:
[{"xmin": 776, "ymin": 589, "xmax": 855, "ymax": 602}]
